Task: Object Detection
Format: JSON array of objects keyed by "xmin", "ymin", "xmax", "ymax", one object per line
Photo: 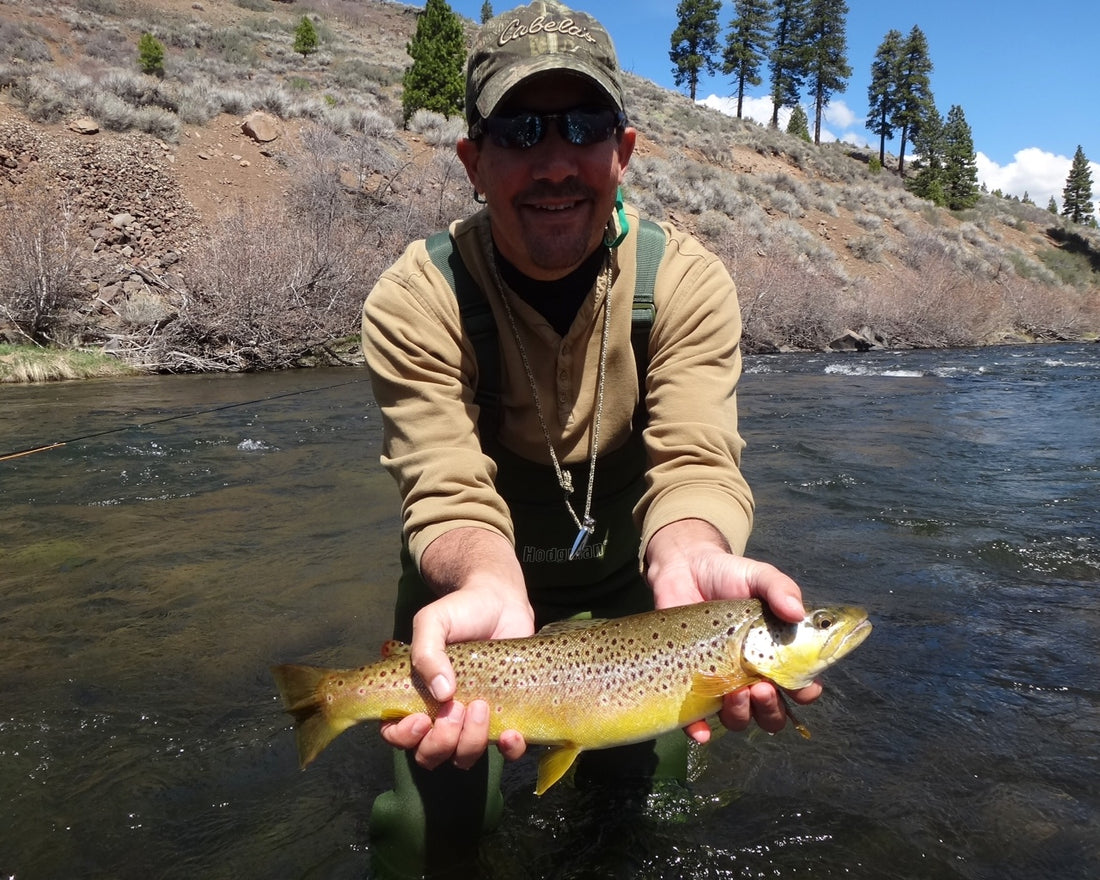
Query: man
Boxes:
[{"xmin": 362, "ymin": 1, "xmax": 819, "ymax": 874}]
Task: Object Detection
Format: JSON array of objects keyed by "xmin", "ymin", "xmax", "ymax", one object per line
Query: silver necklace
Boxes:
[{"xmin": 491, "ymin": 249, "xmax": 614, "ymax": 561}]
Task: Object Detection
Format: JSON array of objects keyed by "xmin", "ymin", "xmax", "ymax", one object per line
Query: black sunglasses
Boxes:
[{"xmin": 472, "ymin": 108, "xmax": 627, "ymax": 150}]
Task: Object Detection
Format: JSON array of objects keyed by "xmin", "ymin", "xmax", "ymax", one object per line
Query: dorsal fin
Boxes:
[{"xmin": 537, "ymin": 614, "xmax": 605, "ymax": 635}]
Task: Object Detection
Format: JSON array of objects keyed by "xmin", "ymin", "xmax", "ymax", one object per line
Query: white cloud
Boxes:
[
  {"xmin": 698, "ymin": 93, "xmax": 785, "ymax": 129},
  {"xmin": 977, "ymin": 148, "xmax": 1100, "ymax": 214},
  {"xmin": 699, "ymin": 94, "xmax": 872, "ymax": 149},
  {"xmin": 823, "ymin": 99, "xmax": 857, "ymax": 131},
  {"xmin": 977, "ymin": 147, "xmax": 1072, "ymax": 205}
]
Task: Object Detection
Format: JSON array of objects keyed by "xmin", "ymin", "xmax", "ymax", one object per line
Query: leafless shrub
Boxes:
[
  {"xmin": 131, "ymin": 105, "xmax": 179, "ymax": 142},
  {"xmin": 163, "ymin": 201, "xmax": 375, "ymax": 370},
  {"xmin": 408, "ymin": 109, "xmax": 465, "ymax": 147},
  {"xmin": 14, "ymin": 74, "xmax": 75, "ymax": 123},
  {"xmin": 84, "ymin": 91, "xmax": 136, "ymax": 131},
  {"xmin": 0, "ymin": 178, "xmax": 86, "ymax": 345},
  {"xmin": 849, "ymin": 233, "xmax": 887, "ymax": 263},
  {"xmin": 0, "ymin": 20, "xmax": 53, "ymax": 63}
]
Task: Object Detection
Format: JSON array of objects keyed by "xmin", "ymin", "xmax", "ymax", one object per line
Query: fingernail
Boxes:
[
  {"xmin": 469, "ymin": 701, "xmax": 488, "ymax": 724},
  {"xmin": 430, "ymin": 674, "xmax": 449, "ymax": 702}
]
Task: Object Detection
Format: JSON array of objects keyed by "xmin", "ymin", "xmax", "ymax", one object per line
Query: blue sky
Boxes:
[{"xmin": 447, "ymin": 0, "xmax": 1100, "ymax": 212}]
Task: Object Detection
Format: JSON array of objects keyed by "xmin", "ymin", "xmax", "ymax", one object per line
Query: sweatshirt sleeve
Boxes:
[
  {"xmin": 361, "ymin": 241, "xmax": 514, "ymax": 566},
  {"xmin": 636, "ymin": 228, "xmax": 754, "ymax": 558}
]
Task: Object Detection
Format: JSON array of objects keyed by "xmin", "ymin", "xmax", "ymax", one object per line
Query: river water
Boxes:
[{"xmin": 1, "ymin": 343, "xmax": 1097, "ymax": 879}]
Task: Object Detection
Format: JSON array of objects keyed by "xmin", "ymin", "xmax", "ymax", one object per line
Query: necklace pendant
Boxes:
[
  {"xmin": 569, "ymin": 518, "xmax": 596, "ymax": 560},
  {"xmin": 560, "ymin": 470, "xmax": 574, "ymax": 495}
]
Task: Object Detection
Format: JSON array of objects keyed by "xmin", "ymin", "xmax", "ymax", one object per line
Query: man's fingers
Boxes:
[
  {"xmin": 412, "ymin": 701, "xmax": 466, "ymax": 770},
  {"xmin": 380, "ymin": 713, "xmax": 432, "ymax": 750},
  {"xmin": 452, "ymin": 700, "xmax": 490, "ymax": 770},
  {"xmin": 743, "ymin": 560, "xmax": 805, "ymax": 622},
  {"xmin": 410, "ymin": 607, "xmax": 457, "ymax": 702},
  {"xmin": 718, "ymin": 683, "xmax": 799, "ymax": 734},
  {"xmin": 497, "ymin": 728, "xmax": 527, "ymax": 761},
  {"xmin": 683, "ymin": 719, "xmax": 712, "ymax": 744}
]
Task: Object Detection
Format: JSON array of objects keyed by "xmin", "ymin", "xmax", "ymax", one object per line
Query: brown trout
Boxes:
[{"xmin": 272, "ymin": 599, "xmax": 871, "ymax": 795}]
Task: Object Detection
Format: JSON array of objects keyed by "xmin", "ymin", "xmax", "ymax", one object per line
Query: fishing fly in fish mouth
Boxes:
[{"xmin": 273, "ymin": 599, "xmax": 871, "ymax": 795}]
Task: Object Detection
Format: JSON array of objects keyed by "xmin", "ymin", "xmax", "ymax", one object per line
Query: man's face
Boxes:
[{"xmin": 457, "ymin": 75, "xmax": 636, "ymax": 281}]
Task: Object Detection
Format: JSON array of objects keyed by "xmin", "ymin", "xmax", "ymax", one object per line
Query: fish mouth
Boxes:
[
  {"xmin": 840, "ymin": 618, "xmax": 873, "ymax": 654},
  {"xmin": 817, "ymin": 610, "xmax": 872, "ymax": 666}
]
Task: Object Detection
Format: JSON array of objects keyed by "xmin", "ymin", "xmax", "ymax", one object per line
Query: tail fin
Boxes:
[{"xmin": 271, "ymin": 664, "xmax": 353, "ymax": 769}]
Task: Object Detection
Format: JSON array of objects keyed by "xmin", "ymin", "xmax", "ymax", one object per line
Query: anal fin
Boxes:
[{"xmin": 535, "ymin": 744, "xmax": 582, "ymax": 796}]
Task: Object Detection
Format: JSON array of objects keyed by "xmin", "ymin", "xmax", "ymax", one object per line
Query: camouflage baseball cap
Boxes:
[{"xmin": 465, "ymin": 1, "xmax": 625, "ymax": 126}]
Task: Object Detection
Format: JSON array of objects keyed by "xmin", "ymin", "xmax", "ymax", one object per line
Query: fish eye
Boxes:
[{"xmin": 812, "ymin": 611, "xmax": 835, "ymax": 630}]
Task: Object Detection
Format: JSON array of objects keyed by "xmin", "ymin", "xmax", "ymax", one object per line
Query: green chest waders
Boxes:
[{"xmin": 369, "ymin": 223, "xmax": 687, "ymax": 878}]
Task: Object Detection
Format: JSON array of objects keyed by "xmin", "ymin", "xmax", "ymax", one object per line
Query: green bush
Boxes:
[
  {"xmin": 293, "ymin": 16, "xmax": 319, "ymax": 58},
  {"xmin": 137, "ymin": 32, "xmax": 165, "ymax": 77}
]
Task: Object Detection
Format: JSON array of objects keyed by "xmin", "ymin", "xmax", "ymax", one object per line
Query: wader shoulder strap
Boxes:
[
  {"xmin": 425, "ymin": 219, "xmax": 666, "ymax": 410},
  {"xmin": 425, "ymin": 231, "xmax": 500, "ymax": 409},
  {"xmin": 631, "ymin": 218, "xmax": 665, "ymax": 390}
]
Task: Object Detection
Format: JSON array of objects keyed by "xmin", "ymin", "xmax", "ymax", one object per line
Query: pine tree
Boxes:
[
  {"xmin": 401, "ymin": 0, "xmax": 466, "ymax": 125},
  {"xmin": 802, "ymin": 0, "xmax": 850, "ymax": 145},
  {"xmin": 1047, "ymin": 196, "xmax": 1059, "ymax": 215},
  {"xmin": 721, "ymin": 0, "xmax": 773, "ymax": 119},
  {"xmin": 941, "ymin": 105, "xmax": 979, "ymax": 210},
  {"xmin": 137, "ymin": 32, "xmax": 165, "ymax": 77},
  {"xmin": 866, "ymin": 29, "xmax": 902, "ymax": 168},
  {"xmin": 908, "ymin": 104, "xmax": 945, "ymax": 205},
  {"xmin": 768, "ymin": 0, "xmax": 809, "ymax": 127},
  {"xmin": 1061, "ymin": 145, "xmax": 1095, "ymax": 225},
  {"xmin": 893, "ymin": 26, "xmax": 934, "ymax": 176},
  {"xmin": 670, "ymin": 0, "xmax": 723, "ymax": 101},
  {"xmin": 293, "ymin": 16, "xmax": 319, "ymax": 59},
  {"xmin": 480, "ymin": 1, "xmax": 493, "ymax": 24},
  {"xmin": 786, "ymin": 104, "xmax": 811, "ymax": 142}
]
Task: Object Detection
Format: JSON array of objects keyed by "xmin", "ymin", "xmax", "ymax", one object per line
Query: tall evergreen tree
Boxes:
[
  {"xmin": 866, "ymin": 29, "xmax": 903, "ymax": 168},
  {"xmin": 768, "ymin": 0, "xmax": 809, "ymax": 128},
  {"xmin": 941, "ymin": 104, "xmax": 979, "ymax": 210},
  {"xmin": 480, "ymin": 1, "xmax": 493, "ymax": 24},
  {"xmin": 401, "ymin": 0, "xmax": 466, "ymax": 125},
  {"xmin": 721, "ymin": 0, "xmax": 773, "ymax": 119},
  {"xmin": 892, "ymin": 26, "xmax": 935, "ymax": 176},
  {"xmin": 907, "ymin": 104, "xmax": 945, "ymax": 205},
  {"xmin": 1061, "ymin": 145, "xmax": 1095, "ymax": 225},
  {"xmin": 670, "ymin": 0, "xmax": 723, "ymax": 101},
  {"xmin": 802, "ymin": 0, "xmax": 850, "ymax": 145}
]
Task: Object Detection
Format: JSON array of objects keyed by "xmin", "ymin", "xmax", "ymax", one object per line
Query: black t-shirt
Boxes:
[{"xmin": 495, "ymin": 245, "xmax": 608, "ymax": 337}]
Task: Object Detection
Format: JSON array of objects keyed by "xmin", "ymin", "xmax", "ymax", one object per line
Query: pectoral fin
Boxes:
[
  {"xmin": 535, "ymin": 744, "xmax": 582, "ymax": 796},
  {"xmin": 690, "ymin": 667, "xmax": 756, "ymax": 699}
]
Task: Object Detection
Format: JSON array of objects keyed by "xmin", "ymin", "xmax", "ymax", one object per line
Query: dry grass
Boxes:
[{"xmin": 0, "ymin": 344, "xmax": 134, "ymax": 382}]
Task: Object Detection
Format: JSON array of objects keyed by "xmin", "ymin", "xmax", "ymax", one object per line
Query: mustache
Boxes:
[{"xmin": 515, "ymin": 180, "xmax": 596, "ymax": 204}]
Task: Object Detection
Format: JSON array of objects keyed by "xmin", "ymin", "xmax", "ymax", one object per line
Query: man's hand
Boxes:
[
  {"xmin": 380, "ymin": 528, "xmax": 533, "ymax": 769},
  {"xmin": 644, "ymin": 518, "xmax": 823, "ymax": 742}
]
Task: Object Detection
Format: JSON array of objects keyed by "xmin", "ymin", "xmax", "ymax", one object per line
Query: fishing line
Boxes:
[{"xmin": 0, "ymin": 376, "xmax": 366, "ymax": 462}]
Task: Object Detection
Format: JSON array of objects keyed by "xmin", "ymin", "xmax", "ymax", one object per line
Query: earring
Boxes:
[{"xmin": 473, "ymin": 190, "xmax": 487, "ymax": 204}]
